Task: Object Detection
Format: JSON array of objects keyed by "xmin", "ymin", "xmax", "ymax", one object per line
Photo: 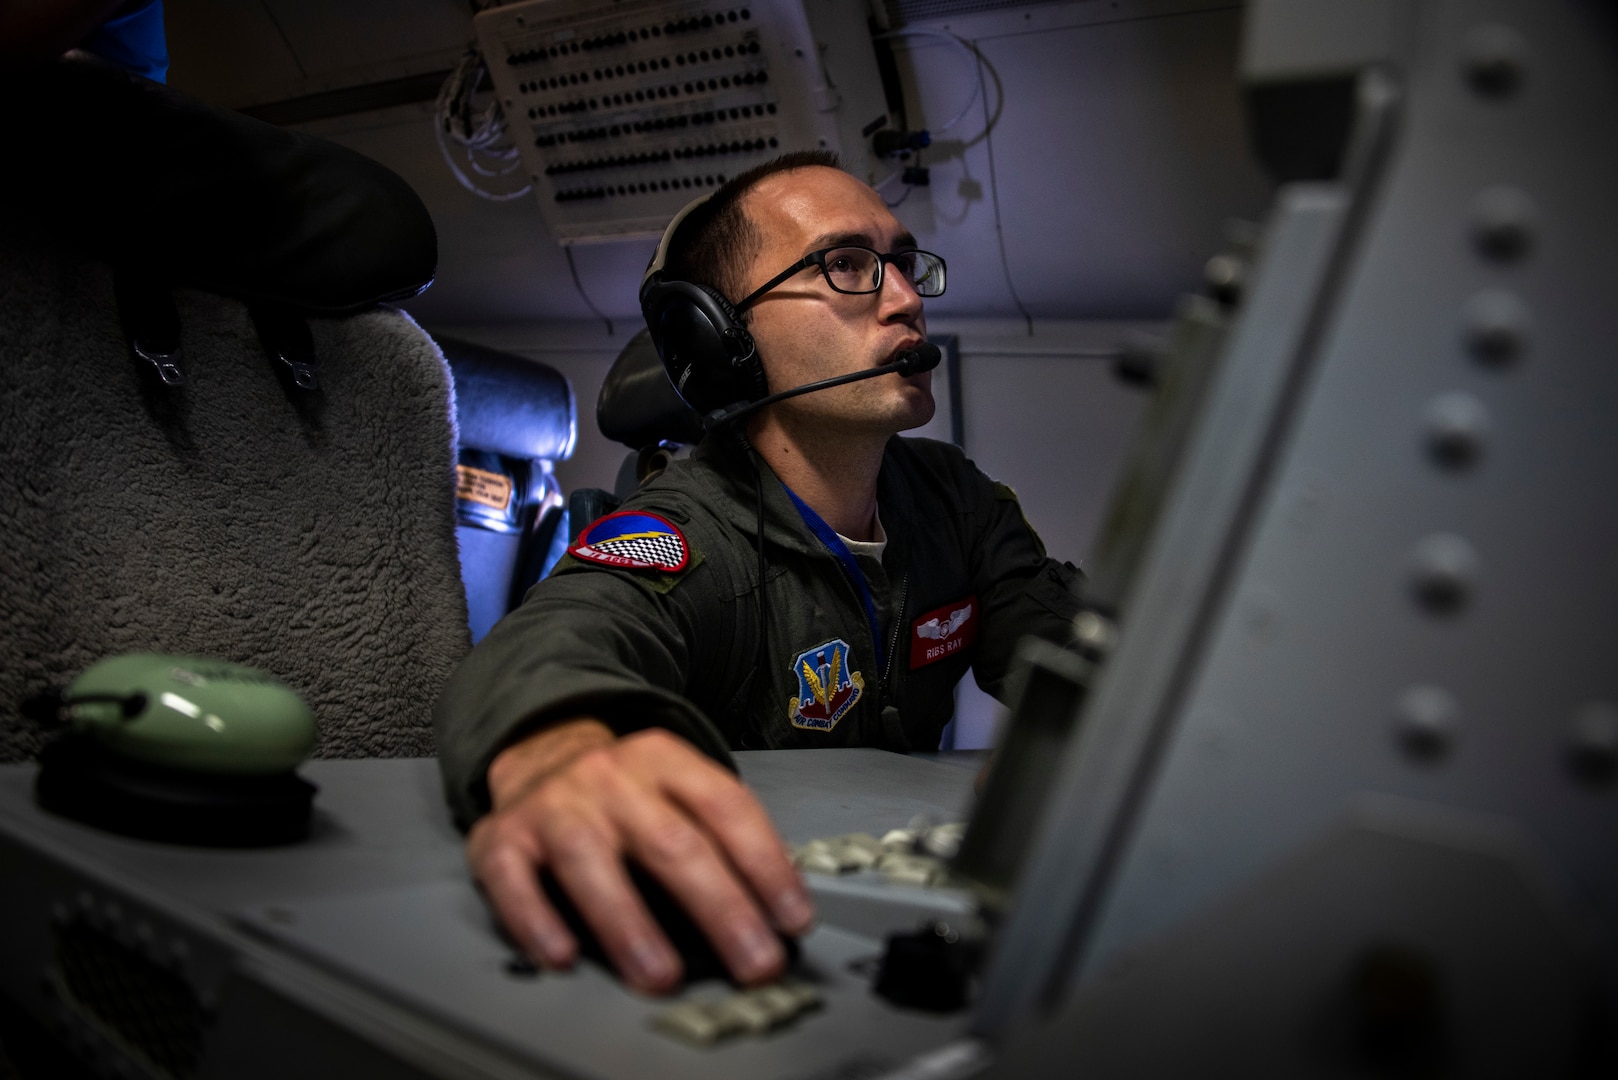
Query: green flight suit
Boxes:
[{"xmin": 434, "ymin": 434, "xmax": 1082, "ymax": 828}]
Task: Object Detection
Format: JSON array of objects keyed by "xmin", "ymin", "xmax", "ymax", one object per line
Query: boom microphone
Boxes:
[
  {"xmin": 704, "ymin": 342, "xmax": 941, "ymax": 431},
  {"xmin": 892, "ymin": 342, "xmax": 943, "ymax": 377}
]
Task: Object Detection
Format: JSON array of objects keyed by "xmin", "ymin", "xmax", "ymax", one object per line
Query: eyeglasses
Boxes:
[{"xmin": 735, "ymin": 246, "xmax": 947, "ymax": 312}]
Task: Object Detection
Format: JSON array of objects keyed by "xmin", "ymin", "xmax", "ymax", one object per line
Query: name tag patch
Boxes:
[{"xmin": 910, "ymin": 595, "xmax": 978, "ymax": 669}]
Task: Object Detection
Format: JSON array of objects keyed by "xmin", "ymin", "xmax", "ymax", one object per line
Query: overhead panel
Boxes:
[{"xmin": 474, "ymin": 0, "xmax": 889, "ymax": 244}]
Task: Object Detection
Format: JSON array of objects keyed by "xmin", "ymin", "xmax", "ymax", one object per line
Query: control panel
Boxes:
[{"xmin": 473, "ymin": 0, "xmax": 889, "ymax": 243}]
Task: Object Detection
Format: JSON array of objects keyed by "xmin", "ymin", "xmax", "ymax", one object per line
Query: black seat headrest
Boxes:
[
  {"xmin": 597, "ymin": 330, "xmax": 705, "ymax": 450},
  {"xmin": 440, "ymin": 337, "xmax": 577, "ymax": 462},
  {"xmin": 0, "ymin": 56, "xmax": 436, "ymax": 314}
]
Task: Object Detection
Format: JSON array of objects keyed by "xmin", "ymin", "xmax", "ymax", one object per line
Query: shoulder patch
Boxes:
[
  {"xmin": 568, "ymin": 510, "xmax": 691, "ymax": 573},
  {"xmin": 788, "ymin": 638, "xmax": 865, "ymax": 732}
]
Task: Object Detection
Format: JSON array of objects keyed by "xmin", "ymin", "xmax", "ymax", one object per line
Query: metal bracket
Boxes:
[
  {"xmin": 113, "ymin": 268, "xmax": 183, "ymax": 386},
  {"xmin": 250, "ymin": 304, "xmax": 319, "ymax": 390}
]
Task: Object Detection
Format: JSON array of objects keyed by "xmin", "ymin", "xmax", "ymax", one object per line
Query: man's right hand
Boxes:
[{"xmin": 466, "ymin": 718, "xmax": 815, "ymax": 994}]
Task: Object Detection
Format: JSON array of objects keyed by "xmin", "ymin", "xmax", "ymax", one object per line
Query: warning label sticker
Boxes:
[{"xmin": 456, "ymin": 465, "xmax": 513, "ymax": 511}]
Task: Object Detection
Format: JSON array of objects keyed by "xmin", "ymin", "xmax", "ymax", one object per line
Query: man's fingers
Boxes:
[
  {"xmin": 471, "ymin": 786, "xmax": 686, "ymax": 993},
  {"xmin": 610, "ymin": 789, "xmax": 789, "ymax": 986},
  {"xmin": 547, "ymin": 836, "xmax": 684, "ymax": 993},
  {"xmin": 467, "ymin": 821, "xmax": 578, "ymax": 970},
  {"xmin": 645, "ymin": 741, "xmax": 816, "ymax": 937}
]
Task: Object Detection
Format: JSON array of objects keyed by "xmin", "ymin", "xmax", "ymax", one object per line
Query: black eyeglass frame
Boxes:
[{"xmin": 733, "ymin": 246, "xmax": 947, "ymax": 313}]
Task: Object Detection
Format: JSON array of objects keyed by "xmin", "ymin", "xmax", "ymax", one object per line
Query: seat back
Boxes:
[
  {"xmin": 556, "ymin": 329, "xmax": 705, "ymax": 545},
  {"xmin": 0, "ymin": 58, "xmax": 468, "ymax": 763},
  {"xmin": 596, "ymin": 329, "xmax": 706, "ymax": 453},
  {"xmin": 439, "ymin": 337, "xmax": 577, "ymax": 642}
]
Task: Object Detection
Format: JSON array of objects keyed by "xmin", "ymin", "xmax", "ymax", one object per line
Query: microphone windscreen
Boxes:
[{"xmin": 894, "ymin": 342, "xmax": 942, "ymax": 376}]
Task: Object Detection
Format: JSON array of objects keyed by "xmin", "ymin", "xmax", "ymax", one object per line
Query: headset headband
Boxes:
[{"xmin": 641, "ymin": 192, "xmax": 715, "ymax": 294}]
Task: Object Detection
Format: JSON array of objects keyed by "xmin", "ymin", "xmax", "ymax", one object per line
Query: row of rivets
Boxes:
[
  {"xmin": 1393, "ymin": 25, "xmax": 1612, "ymax": 785},
  {"xmin": 1397, "ymin": 688, "xmax": 1618, "ymax": 783},
  {"xmin": 1404, "ymin": 21, "xmax": 1534, "ymax": 621}
]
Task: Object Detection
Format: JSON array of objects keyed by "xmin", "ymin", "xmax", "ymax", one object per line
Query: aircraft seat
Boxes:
[
  {"xmin": 597, "ymin": 329, "xmax": 707, "ymax": 466},
  {"xmin": 571, "ymin": 329, "xmax": 709, "ymax": 534},
  {"xmin": 438, "ymin": 337, "xmax": 577, "ymax": 642},
  {"xmin": 0, "ymin": 56, "xmax": 469, "ymax": 763},
  {"xmin": 547, "ymin": 330, "xmax": 708, "ymax": 556}
]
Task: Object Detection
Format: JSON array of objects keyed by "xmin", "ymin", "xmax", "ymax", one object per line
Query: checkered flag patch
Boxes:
[
  {"xmin": 590, "ymin": 532, "xmax": 685, "ymax": 567},
  {"xmin": 569, "ymin": 511, "xmax": 690, "ymax": 573}
]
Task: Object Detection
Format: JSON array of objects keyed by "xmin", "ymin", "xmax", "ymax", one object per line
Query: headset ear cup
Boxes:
[
  {"xmin": 697, "ymin": 285, "xmax": 766, "ymax": 405},
  {"xmin": 642, "ymin": 279, "xmax": 760, "ymax": 415}
]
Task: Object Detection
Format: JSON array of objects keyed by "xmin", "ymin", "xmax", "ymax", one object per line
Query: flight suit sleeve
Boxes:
[
  {"xmin": 966, "ymin": 475, "xmax": 1084, "ymax": 704},
  {"xmin": 432, "ymin": 556, "xmax": 737, "ymax": 830}
]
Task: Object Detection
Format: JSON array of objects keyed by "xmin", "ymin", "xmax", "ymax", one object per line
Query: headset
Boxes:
[
  {"xmin": 639, "ymin": 191, "xmax": 942, "ymax": 430},
  {"xmin": 639, "ymin": 192, "xmax": 767, "ymax": 419}
]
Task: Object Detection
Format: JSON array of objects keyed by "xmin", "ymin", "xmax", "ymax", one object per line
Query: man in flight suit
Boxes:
[{"xmin": 434, "ymin": 151, "xmax": 1082, "ymax": 993}]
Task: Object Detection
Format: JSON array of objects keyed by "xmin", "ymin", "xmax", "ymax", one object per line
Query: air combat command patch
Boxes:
[
  {"xmin": 788, "ymin": 638, "xmax": 865, "ymax": 732},
  {"xmin": 568, "ymin": 510, "xmax": 690, "ymax": 572}
]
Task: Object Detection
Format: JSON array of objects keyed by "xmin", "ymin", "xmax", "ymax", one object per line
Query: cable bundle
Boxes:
[{"xmin": 435, "ymin": 48, "xmax": 532, "ymax": 202}]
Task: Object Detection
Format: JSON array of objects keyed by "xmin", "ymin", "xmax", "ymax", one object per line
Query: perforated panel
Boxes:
[
  {"xmin": 54, "ymin": 919, "xmax": 204, "ymax": 1079},
  {"xmin": 475, "ymin": 0, "xmax": 888, "ymax": 243}
]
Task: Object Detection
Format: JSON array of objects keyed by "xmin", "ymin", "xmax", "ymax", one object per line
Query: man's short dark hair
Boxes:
[{"xmin": 665, "ymin": 149, "xmax": 842, "ymax": 305}]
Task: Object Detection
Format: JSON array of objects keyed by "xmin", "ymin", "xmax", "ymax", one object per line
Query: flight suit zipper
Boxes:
[{"xmin": 880, "ymin": 572, "xmax": 910, "ymax": 707}]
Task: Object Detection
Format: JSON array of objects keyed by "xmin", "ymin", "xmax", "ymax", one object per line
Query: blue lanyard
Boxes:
[{"xmin": 783, "ymin": 486, "xmax": 886, "ymax": 675}]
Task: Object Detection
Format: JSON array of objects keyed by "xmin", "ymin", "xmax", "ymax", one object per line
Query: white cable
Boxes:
[
  {"xmin": 974, "ymin": 41, "xmax": 1032, "ymax": 335},
  {"xmin": 874, "ymin": 28, "xmax": 982, "ymax": 136},
  {"xmin": 434, "ymin": 48, "xmax": 532, "ymax": 202}
]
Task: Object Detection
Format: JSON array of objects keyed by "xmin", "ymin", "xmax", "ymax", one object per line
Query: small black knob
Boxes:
[{"xmin": 871, "ymin": 921, "xmax": 980, "ymax": 1012}]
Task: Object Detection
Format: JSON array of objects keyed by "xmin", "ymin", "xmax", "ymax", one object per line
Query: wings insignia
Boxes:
[{"xmin": 802, "ymin": 659, "xmax": 827, "ymax": 706}]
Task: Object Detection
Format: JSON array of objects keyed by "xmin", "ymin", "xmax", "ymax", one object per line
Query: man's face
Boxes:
[{"xmin": 735, "ymin": 167, "xmax": 935, "ymax": 436}]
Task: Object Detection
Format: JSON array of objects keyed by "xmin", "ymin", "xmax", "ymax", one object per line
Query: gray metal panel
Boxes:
[
  {"xmin": 0, "ymin": 751, "xmax": 978, "ymax": 1079},
  {"xmin": 0, "ymin": 793, "xmax": 546, "ymax": 1080},
  {"xmin": 238, "ymin": 880, "xmax": 967, "ymax": 1080},
  {"xmin": 974, "ymin": 0, "xmax": 1618, "ymax": 1046},
  {"xmin": 1241, "ymin": 0, "xmax": 1412, "ymax": 82},
  {"xmin": 1076, "ymin": 0, "xmax": 1618, "ymax": 987},
  {"xmin": 736, "ymin": 748, "xmax": 978, "ymax": 842},
  {"xmin": 0, "ymin": 759, "xmax": 468, "ymax": 910},
  {"xmin": 971, "ymin": 177, "xmax": 1359, "ymax": 1035},
  {"xmin": 989, "ymin": 799, "xmax": 1599, "ymax": 1078}
]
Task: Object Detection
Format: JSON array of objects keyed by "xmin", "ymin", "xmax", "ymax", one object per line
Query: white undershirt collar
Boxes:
[{"xmin": 836, "ymin": 509, "xmax": 887, "ymax": 561}]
